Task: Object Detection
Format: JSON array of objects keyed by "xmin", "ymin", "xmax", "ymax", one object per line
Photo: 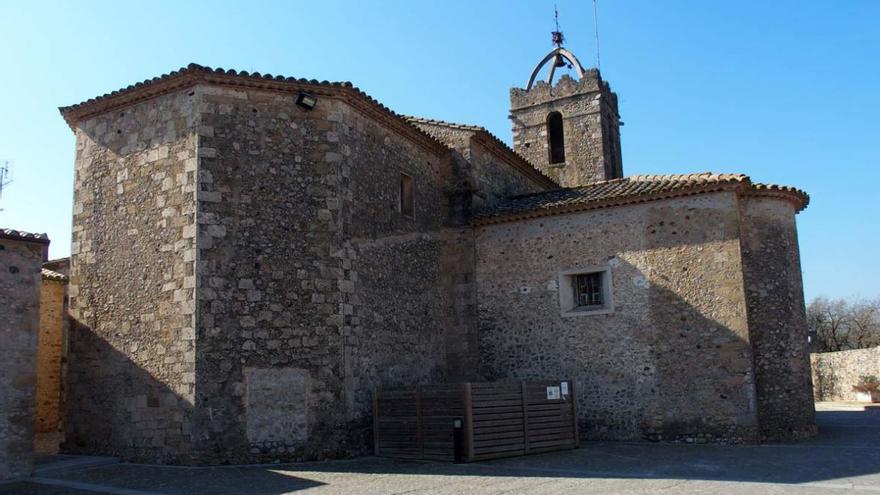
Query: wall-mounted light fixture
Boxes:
[{"xmin": 295, "ymin": 92, "xmax": 317, "ymax": 110}]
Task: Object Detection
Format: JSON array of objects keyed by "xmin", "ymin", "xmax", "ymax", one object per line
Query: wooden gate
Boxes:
[{"xmin": 373, "ymin": 380, "xmax": 578, "ymax": 462}]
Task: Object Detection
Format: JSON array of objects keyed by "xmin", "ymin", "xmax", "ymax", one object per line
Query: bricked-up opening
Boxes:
[
  {"xmin": 399, "ymin": 173, "xmax": 414, "ymax": 218},
  {"xmin": 547, "ymin": 112, "xmax": 565, "ymax": 165}
]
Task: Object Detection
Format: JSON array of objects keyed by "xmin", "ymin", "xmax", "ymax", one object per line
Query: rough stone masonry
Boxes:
[
  {"xmin": 0, "ymin": 229, "xmax": 49, "ymax": 479},
  {"xmin": 812, "ymin": 346, "xmax": 880, "ymax": 402},
  {"xmin": 55, "ymin": 49, "xmax": 815, "ymax": 464},
  {"xmin": 36, "ymin": 265, "xmax": 68, "ymax": 434}
]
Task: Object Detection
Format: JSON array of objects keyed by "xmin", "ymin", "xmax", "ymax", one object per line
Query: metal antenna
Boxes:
[
  {"xmin": 554, "ymin": 3, "xmax": 560, "ymax": 32},
  {"xmin": 593, "ymin": 0, "xmax": 601, "ymax": 69},
  {"xmin": 0, "ymin": 161, "xmax": 10, "ymax": 211},
  {"xmin": 0, "ymin": 161, "xmax": 10, "ymax": 198},
  {"xmin": 552, "ymin": 3, "xmax": 565, "ymax": 47}
]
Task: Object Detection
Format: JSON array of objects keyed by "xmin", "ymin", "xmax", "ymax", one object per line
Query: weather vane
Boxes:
[{"xmin": 551, "ymin": 4, "xmax": 571, "ymax": 69}]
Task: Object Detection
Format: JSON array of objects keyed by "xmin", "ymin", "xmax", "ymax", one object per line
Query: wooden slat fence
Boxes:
[{"xmin": 374, "ymin": 380, "xmax": 578, "ymax": 462}]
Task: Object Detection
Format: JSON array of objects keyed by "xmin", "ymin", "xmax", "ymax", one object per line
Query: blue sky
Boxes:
[{"xmin": 0, "ymin": 0, "xmax": 877, "ymax": 301}]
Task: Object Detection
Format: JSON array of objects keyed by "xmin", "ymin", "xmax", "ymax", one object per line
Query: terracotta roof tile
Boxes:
[
  {"xmin": 0, "ymin": 228, "xmax": 50, "ymax": 244},
  {"xmin": 59, "ymin": 63, "xmax": 449, "ymax": 155},
  {"xmin": 404, "ymin": 116, "xmax": 485, "ymax": 133},
  {"xmin": 59, "ymin": 63, "xmax": 357, "ymax": 115},
  {"xmin": 41, "ymin": 268, "xmax": 68, "ymax": 282},
  {"xmin": 475, "ymin": 173, "xmax": 808, "ymax": 225}
]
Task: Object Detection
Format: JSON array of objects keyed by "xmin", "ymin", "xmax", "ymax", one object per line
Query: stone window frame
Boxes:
[
  {"xmin": 399, "ymin": 172, "xmax": 415, "ymax": 219},
  {"xmin": 558, "ymin": 265, "xmax": 614, "ymax": 317}
]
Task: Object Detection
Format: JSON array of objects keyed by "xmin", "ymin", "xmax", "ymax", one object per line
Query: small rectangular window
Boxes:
[
  {"xmin": 575, "ymin": 273, "xmax": 603, "ymax": 307},
  {"xmin": 399, "ymin": 173, "xmax": 414, "ymax": 218},
  {"xmin": 558, "ymin": 266, "xmax": 613, "ymax": 317}
]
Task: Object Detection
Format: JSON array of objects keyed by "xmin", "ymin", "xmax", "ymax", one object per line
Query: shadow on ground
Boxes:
[{"xmin": 3, "ymin": 405, "xmax": 879, "ymax": 494}]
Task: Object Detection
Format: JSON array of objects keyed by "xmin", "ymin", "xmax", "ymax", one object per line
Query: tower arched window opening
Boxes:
[{"xmin": 547, "ymin": 112, "xmax": 565, "ymax": 165}]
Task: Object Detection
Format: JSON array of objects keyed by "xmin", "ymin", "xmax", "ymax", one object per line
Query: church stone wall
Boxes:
[
  {"xmin": 739, "ymin": 197, "xmax": 816, "ymax": 441},
  {"xmin": 0, "ymin": 237, "xmax": 46, "ymax": 480},
  {"xmin": 36, "ymin": 276, "xmax": 66, "ymax": 433},
  {"xmin": 408, "ymin": 122, "xmax": 547, "ymax": 209},
  {"xmin": 467, "ymin": 139, "xmax": 546, "ymax": 208},
  {"xmin": 343, "ymin": 106, "xmax": 461, "ymax": 408},
  {"xmin": 192, "ymin": 87, "xmax": 354, "ymax": 463},
  {"xmin": 191, "ymin": 85, "xmax": 464, "ymax": 463},
  {"xmin": 476, "ymin": 192, "xmax": 761, "ymax": 443},
  {"xmin": 66, "ymin": 90, "xmax": 199, "ymax": 463}
]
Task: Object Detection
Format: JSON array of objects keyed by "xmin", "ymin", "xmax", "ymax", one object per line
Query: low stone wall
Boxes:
[{"xmin": 811, "ymin": 347, "xmax": 880, "ymax": 401}]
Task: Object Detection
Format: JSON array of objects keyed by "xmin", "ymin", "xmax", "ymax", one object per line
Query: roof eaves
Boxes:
[
  {"xmin": 0, "ymin": 228, "xmax": 50, "ymax": 244},
  {"xmin": 59, "ymin": 64, "xmax": 450, "ymax": 156},
  {"xmin": 745, "ymin": 183, "xmax": 810, "ymax": 212},
  {"xmin": 41, "ymin": 268, "xmax": 68, "ymax": 282}
]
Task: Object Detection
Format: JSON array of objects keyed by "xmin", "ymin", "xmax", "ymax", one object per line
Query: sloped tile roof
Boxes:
[
  {"xmin": 43, "ymin": 257, "xmax": 70, "ymax": 273},
  {"xmin": 0, "ymin": 228, "xmax": 50, "ymax": 244},
  {"xmin": 474, "ymin": 173, "xmax": 809, "ymax": 225},
  {"xmin": 404, "ymin": 116, "xmax": 558, "ymax": 189},
  {"xmin": 59, "ymin": 63, "xmax": 449, "ymax": 155},
  {"xmin": 404, "ymin": 116, "xmax": 485, "ymax": 133},
  {"xmin": 41, "ymin": 268, "xmax": 68, "ymax": 282}
]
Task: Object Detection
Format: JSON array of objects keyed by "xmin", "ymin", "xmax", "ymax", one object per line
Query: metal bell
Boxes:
[{"xmin": 553, "ymin": 54, "xmax": 567, "ymax": 68}]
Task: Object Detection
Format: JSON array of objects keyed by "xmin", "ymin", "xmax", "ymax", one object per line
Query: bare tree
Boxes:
[
  {"xmin": 849, "ymin": 300, "xmax": 880, "ymax": 349},
  {"xmin": 808, "ymin": 297, "xmax": 880, "ymax": 352},
  {"xmin": 808, "ymin": 297, "xmax": 848, "ymax": 352}
]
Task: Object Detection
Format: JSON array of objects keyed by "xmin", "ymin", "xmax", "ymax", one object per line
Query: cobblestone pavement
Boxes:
[{"xmin": 2, "ymin": 402, "xmax": 878, "ymax": 494}]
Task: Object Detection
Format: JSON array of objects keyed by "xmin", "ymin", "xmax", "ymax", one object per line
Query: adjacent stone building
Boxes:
[
  {"xmin": 474, "ymin": 175, "xmax": 815, "ymax": 443},
  {"xmin": 56, "ymin": 40, "xmax": 815, "ymax": 463},
  {"xmin": 36, "ymin": 263, "xmax": 68, "ymax": 434},
  {"xmin": 0, "ymin": 229, "xmax": 49, "ymax": 480}
]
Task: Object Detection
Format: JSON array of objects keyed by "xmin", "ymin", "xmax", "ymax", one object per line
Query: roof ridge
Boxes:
[
  {"xmin": 546, "ymin": 173, "xmax": 750, "ymax": 191},
  {"xmin": 402, "ymin": 115, "xmax": 486, "ymax": 132},
  {"xmin": 625, "ymin": 172, "xmax": 750, "ymax": 183},
  {"xmin": 475, "ymin": 172, "xmax": 808, "ymax": 225}
]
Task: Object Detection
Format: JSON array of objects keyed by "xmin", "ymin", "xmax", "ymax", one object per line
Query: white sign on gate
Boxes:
[{"xmin": 546, "ymin": 385, "xmax": 561, "ymax": 400}]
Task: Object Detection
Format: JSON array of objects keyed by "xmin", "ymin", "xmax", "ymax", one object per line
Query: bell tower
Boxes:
[{"xmin": 510, "ymin": 23, "xmax": 623, "ymax": 187}]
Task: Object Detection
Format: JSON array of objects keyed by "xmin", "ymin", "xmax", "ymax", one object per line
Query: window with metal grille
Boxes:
[
  {"xmin": 575, "ymin": 272, "xmax": 603, "ymax": 307},
  {"xmin": 558, "ymin": 266, "xmax": 613, "ymax": 317}
]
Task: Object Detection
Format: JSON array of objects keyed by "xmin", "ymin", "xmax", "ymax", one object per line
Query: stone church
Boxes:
[{"xmin": 56, "ymin": 41, "xmax": 816, "ymax": 464}]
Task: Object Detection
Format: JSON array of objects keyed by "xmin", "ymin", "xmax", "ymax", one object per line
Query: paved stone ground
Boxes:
[{"xmin": 2, "ymin": 402, "xmax": 878, "ymax": 494}]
